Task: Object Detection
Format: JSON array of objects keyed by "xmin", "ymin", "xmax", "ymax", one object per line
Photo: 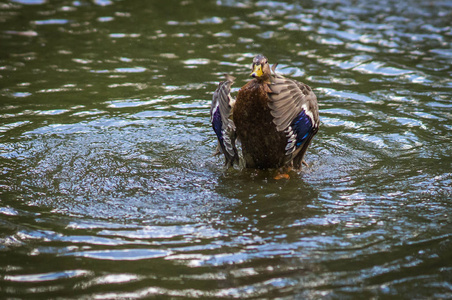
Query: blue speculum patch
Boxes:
[
  {"xmin": 291, "ymin": 110, "xmax": 312, "ymax": 147},
  {"xmin": 212, "ymin": 107, "xmax": 224, "ymax": 144}
]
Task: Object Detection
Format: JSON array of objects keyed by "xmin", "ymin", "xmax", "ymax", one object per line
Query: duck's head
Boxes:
[{"xmin": 250, "ymin": 55, "xmax": 271, "ymax": 80}]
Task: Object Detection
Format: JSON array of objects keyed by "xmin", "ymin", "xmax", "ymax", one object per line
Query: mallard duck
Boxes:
[{"xmin": 210, "ymin": 55, "xmax": 319, "ymax": 178}]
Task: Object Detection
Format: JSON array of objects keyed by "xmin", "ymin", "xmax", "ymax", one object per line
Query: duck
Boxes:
[{"xmin": 210, "ymin": 54, "xmax": 319, "ymax": 178}]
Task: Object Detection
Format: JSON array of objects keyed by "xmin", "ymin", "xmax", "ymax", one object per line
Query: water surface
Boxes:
[{"xmin": 1, "ymin": 0, "xmax": 451, "ymax": 298}]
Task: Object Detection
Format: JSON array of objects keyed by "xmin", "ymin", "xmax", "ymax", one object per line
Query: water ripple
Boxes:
[
  {"xmin": 66, "ymin": 249, "xmax": 171, "ymax": 260},
  {"xmin": 4, "ymin": 270, "xmax": 90, "ymax": 282}
]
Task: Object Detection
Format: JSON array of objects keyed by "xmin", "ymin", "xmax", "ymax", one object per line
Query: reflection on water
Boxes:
[{"xmin": 1, "ymin": 0, "xmax": 451, "ymax": 298}]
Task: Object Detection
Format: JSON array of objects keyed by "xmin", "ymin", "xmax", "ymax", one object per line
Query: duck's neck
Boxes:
[
  {"xmin": 252, "ymin": 77, "xmax": 272, "ymax": 93},
  {"xmin": 254, "ymin": 75, "xmax": 271, "ymax": 84}
]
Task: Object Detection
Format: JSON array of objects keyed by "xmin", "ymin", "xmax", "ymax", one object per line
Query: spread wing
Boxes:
[
  {"xmin": 210, "ymin": 74, "xmax": 238, "ymax": 167},
  {"xmin": 267, "ymin": 71, "xmax": 319, "ymax": 168}
]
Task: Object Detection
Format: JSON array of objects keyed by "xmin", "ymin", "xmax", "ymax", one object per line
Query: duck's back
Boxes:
[{"xmin": 233, "ymin": 80, "xmax": 287, "ymax": 169}]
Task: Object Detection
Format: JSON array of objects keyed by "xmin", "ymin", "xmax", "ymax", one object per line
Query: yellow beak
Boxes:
[{"xmin": 250, "ymin": 64, "xmax": 263, "ymax": 78}]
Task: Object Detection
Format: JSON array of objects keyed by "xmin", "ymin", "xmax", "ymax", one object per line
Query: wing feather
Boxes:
[
  {"xmin": 211, "ymin": 74, "xmax": 238, "ymax": 167},
  {"xmin": 267, "ymin": 70, "xmax": 320, "ymax": 168}
]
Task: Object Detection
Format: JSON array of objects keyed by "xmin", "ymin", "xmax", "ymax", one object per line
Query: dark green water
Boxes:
[{"xmin": 1, "ymin": 0, "xmax": 451, "ymax": 298}]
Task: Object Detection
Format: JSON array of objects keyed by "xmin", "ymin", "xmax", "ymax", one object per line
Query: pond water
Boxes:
[{"xmin": 1, "ymin": 0, "xmax": 451, "ymax": 298}]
